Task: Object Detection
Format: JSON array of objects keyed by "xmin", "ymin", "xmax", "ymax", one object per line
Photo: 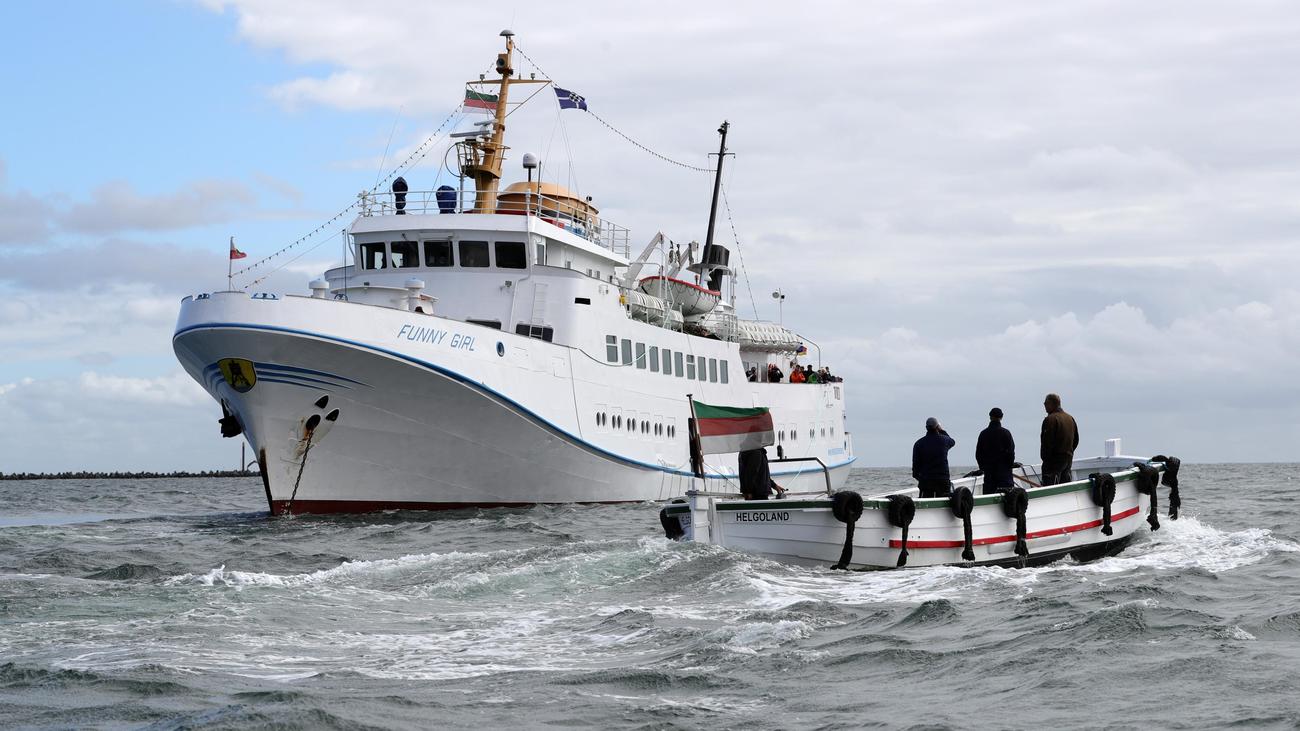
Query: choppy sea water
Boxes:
[{"xmin": 1, "ymin": 464, "xmax": 1298, "ymax": 730}]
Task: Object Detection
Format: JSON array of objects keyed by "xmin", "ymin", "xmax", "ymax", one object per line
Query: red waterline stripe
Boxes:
[
  {"xmin": 269, "ymin": 498, "xmax": 637, "ymax": 516},
  {"xmin": 697, "ymin": 414, "xmax": 774, "ymax": 437},
  {"xmin": 888, "ymin": 505, "xmax": 1142, "ymax": 549}
]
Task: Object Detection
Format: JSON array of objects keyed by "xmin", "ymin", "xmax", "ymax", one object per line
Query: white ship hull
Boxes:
[{"xmin": 175, "ymin": 292, "xmax": 854, "ymax": 514}]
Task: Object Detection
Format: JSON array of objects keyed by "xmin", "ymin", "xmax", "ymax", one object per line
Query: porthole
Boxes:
[
  {"xmin": 629, "ymin": 419, "xmax": 636, "ymax": 431},
  {"xmin": 496, "ymin": 341, "xmax": 505, "ymax": 357}
]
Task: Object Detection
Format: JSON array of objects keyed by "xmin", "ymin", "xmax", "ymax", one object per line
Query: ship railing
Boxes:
[{"xmin": 358, "ymin": 189, "xmax": 631, "ymax": 257}]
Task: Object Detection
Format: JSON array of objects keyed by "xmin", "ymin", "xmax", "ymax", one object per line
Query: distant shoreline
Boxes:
[{"xmin": 0, "ymin": 470, "xmax": 260, "ymax": 481}]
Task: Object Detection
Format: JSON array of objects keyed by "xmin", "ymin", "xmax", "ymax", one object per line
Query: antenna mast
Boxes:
[
  {"xmin": 460, "ymin": 31, "xmax": 549, "ymax": 214},
  {"xmin": 703, "ymin": 121, "xmax": 730, "ymax": 251}
]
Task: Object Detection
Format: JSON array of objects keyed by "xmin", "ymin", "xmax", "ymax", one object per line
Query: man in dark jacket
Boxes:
[
  {"xmin": 1039, "ymin": 393, "xmax": 1079, "ymax": 485},
  {"xmin": 738, "ymin": 447, "xmax": 784, "ymax": 500},
  {"xmin": 912, "ymin": 417, "xmax": 955, "ymax": 498},
  {"xmin": 975, "ymin": 407, "xmax": 1016, "ymax": 494}
]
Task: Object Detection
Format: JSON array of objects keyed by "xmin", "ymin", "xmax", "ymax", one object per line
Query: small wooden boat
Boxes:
[{"xmin": 660, "ymin": 440, "xmax": 1183, "ymax": 570}]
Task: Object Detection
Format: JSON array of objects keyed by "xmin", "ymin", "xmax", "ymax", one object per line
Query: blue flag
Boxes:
[{"xmin": 554, "ymin": 87, "xmax": 588, "ymax": 111}]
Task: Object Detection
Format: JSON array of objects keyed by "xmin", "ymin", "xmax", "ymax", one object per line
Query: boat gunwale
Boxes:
[{"xmin": 677, "ymin": 463, "xmax": 1162, "ymax": 513}]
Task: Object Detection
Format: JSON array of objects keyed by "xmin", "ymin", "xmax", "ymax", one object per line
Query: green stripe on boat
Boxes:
[{"xmin": 711, "ymin": 469, "xmax": 1145, "ymax": 511}]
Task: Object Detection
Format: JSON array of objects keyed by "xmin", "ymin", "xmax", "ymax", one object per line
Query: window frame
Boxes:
[
  {"xmin": 458, "ymin": 239, "xmax": 490, "ymax": 268},
  {"xmin": 424, "ymin": 239, "xmax": 454, "ymax": 267},
  {"xmin": 494, "ymin": 240, "xmax": 528, "ymax": 269},
  {"xmin": 390, "ymin": 240, "xmax": 419, "ymax": 269}
]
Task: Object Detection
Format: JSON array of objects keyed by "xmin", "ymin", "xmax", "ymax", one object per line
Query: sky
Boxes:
[{"xmin": 2, "ymin": 1, "xmax": 1298, "ymax": 472}]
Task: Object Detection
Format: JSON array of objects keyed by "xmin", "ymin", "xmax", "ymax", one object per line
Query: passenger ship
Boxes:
[{"xmin": 172, "ymin": 31, "xmax": 855, "ymax": 514}]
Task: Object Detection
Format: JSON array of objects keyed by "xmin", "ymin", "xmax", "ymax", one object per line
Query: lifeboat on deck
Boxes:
[{"xmin": 637, "ymin": 275, "xmax": 720, "ymax": 316}]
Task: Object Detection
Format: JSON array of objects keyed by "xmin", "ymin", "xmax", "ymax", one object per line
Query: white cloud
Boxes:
[
  {"xmin": 0, "ymin": 368, "xmax": 224, "ymax": 473},
  {"xmin": 61, "ymin": 179, "xmax": 258, "ymax": 234},
  {"xmin": 0, "ymin": 160, "xmax": 54, "ymax": 245}
]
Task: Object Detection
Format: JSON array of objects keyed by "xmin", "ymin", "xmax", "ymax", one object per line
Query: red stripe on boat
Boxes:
[
  {"xmin": 888, "ymin": 506, "xmax": 1143, "ymax": 549},
  {"xmin": 638, "ymin": 275, "xmax": 721, "ymax": 296}
]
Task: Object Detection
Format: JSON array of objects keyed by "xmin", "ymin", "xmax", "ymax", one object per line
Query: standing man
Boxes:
[
  {"xmin": 738, "ymin": 447, "xmax": 785, "ymax": 500},
  {"xmin": 1039, "ymin": 393, "xmax": 1079, "ymax": 485},
  {"xmin": 912, "ymin": 417, "xmax": 955, "ymax": 498},
  {"xmin": 975, "ymin": 407, "xmax": 1016, "ymax": 494}
]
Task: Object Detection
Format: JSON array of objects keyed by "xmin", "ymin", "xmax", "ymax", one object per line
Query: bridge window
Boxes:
[
  {"xmin": 662, "ymin": 348, "xmax": 673, "ymax": 376},
  {"xmin": 424, "ymin": 240, "xmax": 453, "ymax": 267},
  {"xmin": 649, "ymin": 346, "xmax": 659, "ymax": 372},
  {"xmin": 361, "ymin": 242, "xmax": 386, "ymax": 269},
  {"xmin": 675, "ymin": 351, "xmax": 684, "ymax": 377},
  {"xmin": 606, "ymin": 335, "xmax": 618, "ymax": 363},
  {"xmin": 720, "ymin": 360, "xmax": 729, "ymax": 384},
  {"xmin": 621, "ymin": 338, "xmax": 632, "ymax": 366},
  {"xmin": 698, "ymin": 357, "xmax": 708, "ymax": 382},
  {"xmin": 635, "ymin": 343, "xmax": 647, "ymax": 369},
  {"xmin": 391, "ymin": 240, "xmax": 419, "ymax": 268},
  {"xmin": 708, "ymin": 358, "xmax": 718, "ymax": 382},
  {"xmin": 459, "ymin": 240, "xmax": 490, "ymax": 267},
  {"xmin": 495, "ymin": 241, "xmax": 527, "ymax": 269},
  {"xmin": 686, "ymin": 355, "xmax": 696, "ymax": 380}
]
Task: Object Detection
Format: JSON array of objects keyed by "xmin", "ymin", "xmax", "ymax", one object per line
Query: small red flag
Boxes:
[{"xmin": 230, "ymin": 241, "xmax": 247, "ymax": 260}]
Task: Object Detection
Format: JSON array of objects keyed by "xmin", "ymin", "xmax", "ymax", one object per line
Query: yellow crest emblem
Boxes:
[{"xmin": 217, "ymin": 358, "xmax": 257, "ymax": 393}]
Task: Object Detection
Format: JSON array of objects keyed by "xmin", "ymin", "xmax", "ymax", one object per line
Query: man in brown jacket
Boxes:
[{"xmin": 1039, "ymin": 393, "xmax": 1079, "ymax": 485}]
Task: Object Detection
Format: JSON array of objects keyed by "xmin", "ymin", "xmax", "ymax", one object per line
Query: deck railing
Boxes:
[{"xmin": 357, "ymin": 189, "xmax": 630, "ymax": 258}]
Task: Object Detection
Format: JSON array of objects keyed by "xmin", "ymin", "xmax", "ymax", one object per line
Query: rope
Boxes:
[
  {"xmin": 514, "ymin": 42, "xmax": 714, "ymax": 174},
  {"xmin": 721, "ymin": 185, "xmax": 760, "ymax": 320},
  {"xmin": 586, "ymin": 110, "xmax": 715, "ymax": 173},
  {"xmin": 233, "ymin": 102, "xmax": 465, "ymax": 285}
]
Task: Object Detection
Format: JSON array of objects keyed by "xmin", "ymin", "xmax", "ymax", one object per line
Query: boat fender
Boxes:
[
  {"xmin": 949, "ymin": 487, "xmax": 976, "ymax": 561},
  {"xmin": 659, "ymin": 507, "xmax": 685, "ymax": 540},
  {"xmin": 829, "ymin": 491, "xmax": 864, "ymax": 570},
  {"xmin": 831, "ymin": 490, "xmax": 864, "ymax": 524},
  {"xmin": 1001, "ymin": 487, "xmax": 1029, "ymax": 558},
  {"xmin": 1089, "ymin": 473, "xmax": 1116, "ymax": 536},
  {"xmin": 886, "ymin": 494, "xmax": 915, "ymax": 568},
  {"xmin": 1132, "ymin": 462, "xmax": 1161, "ymax": 531},
  {"xmin": 1152, "ymin": 455, "xmax": 1182, "ymax": 519}
]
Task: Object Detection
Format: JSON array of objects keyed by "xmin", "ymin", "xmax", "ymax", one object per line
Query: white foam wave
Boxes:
[
  {"xmin": 164, "ymin": 550, "xmax": 477, "ymax": 589},
  {"xmin": 708, "ymin": 619, "xmax": 812, "ymax": 654},
  {"xmin": 733, "ymin": 516, "xmax": 1298, "ymax": 610},
  {"xmin": 1050, "ymin": 515, "xmax": 1299, "ymax": 575}
]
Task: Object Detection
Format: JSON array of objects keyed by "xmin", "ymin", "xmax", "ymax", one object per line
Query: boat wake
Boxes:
[{"xmin": 737, "ymin": 515, "xmax": 1298, "ymax": 610}]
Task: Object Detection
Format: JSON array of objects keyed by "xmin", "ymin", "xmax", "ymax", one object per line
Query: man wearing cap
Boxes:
[
  {"xmin": 976, "ymin": 407, "xmax": 1016, "ymax": 494},
  {"xmin": 1040, "ymin": 393, "xmax": 1079, "ymax": 486},
  {"xmin": 912, "ymin": 417, "xmax": 956, "ymax": 498}
]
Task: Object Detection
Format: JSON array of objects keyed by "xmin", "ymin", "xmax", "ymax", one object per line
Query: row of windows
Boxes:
[
  {"xmin": 604, "ymin": 336, "xmax": 730, "ymax": 384},
  {"xmin": 775, "ymin": 423, "xmax": 838, "ymax": 443},
  {"xmin": 360, "ymin": 239, "xmax": 529, "ymax": 271},
  {"xmin": 595, "ymin": 411, "xmax": 678, "ymax": 439}
]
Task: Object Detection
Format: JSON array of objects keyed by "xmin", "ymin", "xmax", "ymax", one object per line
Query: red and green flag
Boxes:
[
  {"xmin": 464, "ymin": 88, "xmax": 498, "ymax": 114},
  {"xmin": 692, "ymin": 400, "xmax": 775, "ymax": 455}
]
